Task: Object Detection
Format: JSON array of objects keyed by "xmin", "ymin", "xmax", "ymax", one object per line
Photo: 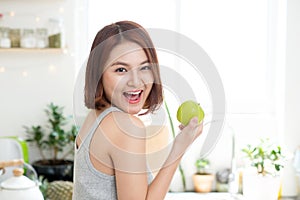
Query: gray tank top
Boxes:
[{"xmin": 72, "ymin": 106, "xmax": 152, "ymax": 200}]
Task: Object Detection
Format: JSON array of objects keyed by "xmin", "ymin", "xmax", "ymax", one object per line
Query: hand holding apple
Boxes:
[{"xmin": 176, "ymin": 100, "xmax": 205, "ymax": 126}]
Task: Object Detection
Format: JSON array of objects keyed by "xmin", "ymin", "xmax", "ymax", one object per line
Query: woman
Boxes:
[{"xmin": 73, "ymin": 20, "xmax": 203, "ymax": 200}]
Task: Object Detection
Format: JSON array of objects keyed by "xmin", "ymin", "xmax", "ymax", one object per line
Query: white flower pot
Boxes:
[{"xmin": 243, "ymin": 168, "xmax": 280, "ymax": 200}]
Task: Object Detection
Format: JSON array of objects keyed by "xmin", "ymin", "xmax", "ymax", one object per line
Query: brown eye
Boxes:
[
  {"xmin": 115, "ymin": 67, "xmax": 127, "ymax": 73},
  {"xmin": 141, "ymin": 65, "xmax": 152, "ymax": 71}
]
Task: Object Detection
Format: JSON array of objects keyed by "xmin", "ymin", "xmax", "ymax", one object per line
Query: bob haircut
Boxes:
[{"xmin": 84, "ymin": 21, "xmax": 163, "ymax": 114}]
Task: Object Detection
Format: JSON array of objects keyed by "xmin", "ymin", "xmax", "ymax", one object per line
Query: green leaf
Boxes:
[{"xmin": 24, "ymin": 102, "xmax": 79, "ymax": 162}]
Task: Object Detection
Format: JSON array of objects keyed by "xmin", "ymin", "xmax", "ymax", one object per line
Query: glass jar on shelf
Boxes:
[
  {"xmin": 0, "ymin": 27, "xmax": 11, "ymax": 48},
  {"xmin": 10, "ymin": 28, "xmax": 21, "ymax": 48},
  {"xmin": 35, "ymin": 28, "xmax": 48, "ymax": 48},
  {"xmin": 21, "ymin": 29, "xmax": 36, "ymax": 48},
  {"xmin": 48, "ymin": 18, "xmax": 65, "ymax": 48}
]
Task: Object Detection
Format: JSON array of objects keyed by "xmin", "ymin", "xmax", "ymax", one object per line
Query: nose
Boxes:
[{"xmin": 127, "ymin": 69, "xmax": 143, "ymax": 87}]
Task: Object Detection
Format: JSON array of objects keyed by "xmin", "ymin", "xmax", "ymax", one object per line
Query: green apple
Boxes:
[{"xmin": 176, "ymin": 100, "xmax": 205, "ymax": 126}]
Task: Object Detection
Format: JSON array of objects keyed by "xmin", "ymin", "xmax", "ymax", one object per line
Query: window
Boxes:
[{"xmin": 82, "ymin": 0, "xmax": 286, "ymax": 141}]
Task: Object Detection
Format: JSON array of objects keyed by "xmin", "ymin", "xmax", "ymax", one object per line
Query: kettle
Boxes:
[{"xmin": 0, "ymin": 159, "xmax": 44, "ymax": 200}]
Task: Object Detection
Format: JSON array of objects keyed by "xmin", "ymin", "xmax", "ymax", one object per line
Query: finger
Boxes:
[
  {"xmin": 179, "ymin": 117, "xmax": 199, "ymax": 130},
  {"xmin": 178, "ymin": 124, "xmax": 185, "ymax": 130},
  {"xmin": 187, "ymin": 117, "xmax": 199, "ymax": 127},
  {"xmin": 180, "ymin": 117, "xmax": 199, "ymax": 137},
  {"xmin": 194, "ymin": 122, "xmax": 204, "ymax": 137}
]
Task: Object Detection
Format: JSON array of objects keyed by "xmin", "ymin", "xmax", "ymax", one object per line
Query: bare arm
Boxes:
[
  {"xmin": 146, "ymin": 117, "xmax": 203, "ymax": 200},
  {"xmin": 108, "ymin": 113, "xmax": 202, "ymax": 200}
]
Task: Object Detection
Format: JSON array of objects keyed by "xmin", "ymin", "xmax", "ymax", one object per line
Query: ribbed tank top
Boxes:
[{"xmin": 72, "ymin": 106, "xmax": 152, "ymax": 200}]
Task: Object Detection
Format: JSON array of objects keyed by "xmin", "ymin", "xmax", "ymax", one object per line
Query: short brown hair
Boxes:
[{"xmin": 84, "ymin": 21, "xmax": 163, "ymax": 114}]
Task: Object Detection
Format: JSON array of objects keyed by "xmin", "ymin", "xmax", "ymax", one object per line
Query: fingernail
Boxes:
[{"xmin": 191, "ymin": 117, "xmax": 198, "ymax": 124}]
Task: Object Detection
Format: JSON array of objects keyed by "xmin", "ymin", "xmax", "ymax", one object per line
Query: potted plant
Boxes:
[
  {"xmin": 241, "ymin": 138, "xmax": 285, "ymax": 200},
  {"xmin": 24, "ymin": 102, "xmax": 78, "ymax": 182},
  {"xmin": 192, "ymin": 158, "xmax": 214, "ymax": 193}
]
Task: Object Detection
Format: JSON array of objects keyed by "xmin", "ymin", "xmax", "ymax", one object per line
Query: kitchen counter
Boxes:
[
  {"xmin": 279, "ymin": 197, "xmax": 299, "ymax": 200},
  {"xmin": 165, "ymin": 192, "xmax": 299, "ymax": 200},
  {"xmin": 165, "ymin": 192, "xmax": 244, "ymax": 200}
]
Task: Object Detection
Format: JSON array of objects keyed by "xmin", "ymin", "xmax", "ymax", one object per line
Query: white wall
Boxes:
[
  {"xmin": 281, "ymin": 0, "xmax": 300, "ymax": 196},
  {"xmin": 284, "ymin": 0, "xmax": 300, "ymax": 158}
]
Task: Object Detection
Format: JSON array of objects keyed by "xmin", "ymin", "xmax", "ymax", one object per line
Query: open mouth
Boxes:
[{"xmin": 123, "ymin": 90, "xmax": 143, "ymax": 103}]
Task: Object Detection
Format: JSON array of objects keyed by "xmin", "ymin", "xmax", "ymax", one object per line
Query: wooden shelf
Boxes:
[{"xmin": 0, "ymin": 48, "xmax": 67, "ymax": 53}]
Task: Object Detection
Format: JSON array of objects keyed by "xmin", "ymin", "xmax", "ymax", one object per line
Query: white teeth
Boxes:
[{"xmin": 126, "ymin": 91, "xmax": 141, "ymax": 95}]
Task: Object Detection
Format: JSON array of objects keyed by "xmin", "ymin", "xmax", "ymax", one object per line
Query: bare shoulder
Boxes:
[
  {"xmin": 76, "ymin": 110, "xmax": 99, "ymax": 147},
  {"xmin": 99, "ymin": 112, "xmax": 148, "ymax": 174},
  {"xmin": 106, "ymin": 111, "xmax": 145, "ymax": 128},
  {"xmin": 100, "ymin": 111, "xmax": 146, "ymax": 153}
]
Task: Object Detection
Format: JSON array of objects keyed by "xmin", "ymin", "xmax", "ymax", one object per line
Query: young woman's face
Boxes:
[{"xmin": 102, "ymin": 41, "xmax": 154, "ymax": 114}]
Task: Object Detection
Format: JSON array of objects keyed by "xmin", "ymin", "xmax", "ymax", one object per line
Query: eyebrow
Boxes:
[{"xmin": 110, "ymin": 60, "xmax": 149, "ymax": 67}]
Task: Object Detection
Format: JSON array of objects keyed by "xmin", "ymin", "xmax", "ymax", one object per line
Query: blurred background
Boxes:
[{"xmin": 0, "ymin": 0, "xmax": 299, "ymax": 197}]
